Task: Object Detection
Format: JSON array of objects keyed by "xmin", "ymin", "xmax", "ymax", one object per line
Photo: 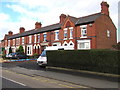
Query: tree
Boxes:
[
  {"xmin": 2, "ymin": 47, "xmax": 5, "ymax": 54},
  {"xmin": 16, "ymin": 45, "xmax": 24, "ymax": 53},
  {"xmin": 9, "ymin": 47, "xmax": 12, "ymax": 54}
]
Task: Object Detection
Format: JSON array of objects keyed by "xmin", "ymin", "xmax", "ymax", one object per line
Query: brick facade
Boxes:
[{"xmin": 0, "ymin": 1, "xmax": 117, "ymax": 56}]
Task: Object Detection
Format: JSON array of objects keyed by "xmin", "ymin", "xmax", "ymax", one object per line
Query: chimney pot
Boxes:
[
  {"xmin": 19, "ymin": 27, "xmax": 25, "ymax": 33},
  {"xmin": 8, "ymin": 31, "xmax": 13, "ymax": 36},
  {"xmin": 35, "ymin": 22, "xmax": 42, "ymax": 29},
  {"xmin": 59, "ymin": 14, "xmax": 67, "ymax": 23},
  {"xmin": 101, "ymin": 1, "xmax": 109, "ymax": 16}
]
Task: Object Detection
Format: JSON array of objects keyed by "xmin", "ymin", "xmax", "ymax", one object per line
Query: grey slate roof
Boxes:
[
  {"xmin": 76, "ymin": 13, "xmax": 102, "ymax": 25},
  {"xmin": 7, "ymin": 13, "xmax": 102, "ymax": 40},
  {"xmin": 7, "ymin": 23, "xmax": 61, "ymax": 40}
]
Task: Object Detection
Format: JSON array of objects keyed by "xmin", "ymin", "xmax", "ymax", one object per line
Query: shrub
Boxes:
[{"xmin": 47, "ymin": 50, "xmax": 119, "ymax": 74}]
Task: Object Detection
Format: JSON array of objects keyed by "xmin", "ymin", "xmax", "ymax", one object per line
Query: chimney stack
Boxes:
[
  {"xmin": 35, "ymin": 22, "xmax": 42, "ymax": 29},
  {"xmin": 8, "ymin": 31, "xmax": 13, "ymax": 36},
  {"xmin": 19, "ymin": 27, "xmax": 25, "ymax": 33},
  {"xmin": 101, "ymin": 1, "xmax": 109, "ymax": 16},
  {"xmin": 59, "ymin": 14, "xmax": 67, "ymax": 23}
]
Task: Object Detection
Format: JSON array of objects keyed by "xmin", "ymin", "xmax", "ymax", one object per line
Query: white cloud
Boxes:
[{"xmin": 0, "ymin": 13, "xmax": 10, "ymax": 21}]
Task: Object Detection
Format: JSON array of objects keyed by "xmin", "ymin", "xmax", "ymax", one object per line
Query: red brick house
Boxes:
[{"xmin": 1, "ymin": 1, "xmax": 117, "ymax": 56}]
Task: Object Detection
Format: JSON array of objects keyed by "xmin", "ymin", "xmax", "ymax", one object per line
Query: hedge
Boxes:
[{"xmin": 47, "ymin": 50, "xmax": 120, "ymax": 74}]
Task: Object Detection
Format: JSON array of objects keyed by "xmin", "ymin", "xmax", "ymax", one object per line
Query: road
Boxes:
[{"xmin": 1, "ymin": 61, "xmax": 120, "ymax": 89}]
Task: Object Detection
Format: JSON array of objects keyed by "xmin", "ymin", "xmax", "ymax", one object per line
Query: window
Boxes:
[
  {"xmin": 43, "ymin": 33, "xmax": 47, "ymax": 42},
  {"xmin": 77, "ymin": 40, "xmax": 90, "ymax": 49},
  {"xmin": 13, "ymin": 39, "xmax": 15, "ymax": 45},
  {"xmin": 8, "ymin": 40, "xmax": 10, "ymax": 46},
  {"xmin": 27, "ymin": 45, "xmax": 32, "ymax": 55},
  {"xmin": 29, "ymin": 35, "xmax": 32, "ymax": 43},
  {"xmin": 34, "ymin": 34, "xmax": 37, "ymax": 43},
  {"xmin": 62, "ymin": 41, "xmax": 68, "ymax": 46},
  {"xmin": 80, "ymin": 25, "xmax": 87, "ymax": 38},
  {"xmin": 79, "ymin": 42, "xmax": 89, "ymax": 49},
  {"xmin": 69, "ymin": 27, "xmax": 73, "ymax": 39},
  {"xmin": 55, "ymin": 31, "xmax": 59, "ymax": 40},
  {"xmin": 16, "ymin": 38, "xmax": 20, "ymax": 45},
  {"xmin": 37, "ymin": 34, "xmax": 40, "ymax": 43},
  {"xmin": 107, "ymin": 30, "xmax": 110, "ymax": 37},
  {"xmin": 64, "ymin": 28, "xmax": 67, "ymax": 39},
  {"xmin": 22, "ymin": 37, "xmax": 24, "ymax": 44},
  {"xmin": 68, "ymin": 41, "xmax": 74, "ymax": 47}
]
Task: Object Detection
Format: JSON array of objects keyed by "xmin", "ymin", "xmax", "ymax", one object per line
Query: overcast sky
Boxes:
[{"xmin": 0, "ymin": 0, "xmax": 119, "ymax": 42}]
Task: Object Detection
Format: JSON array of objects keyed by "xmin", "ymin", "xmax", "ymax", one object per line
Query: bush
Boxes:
[{"xmin": 47, "ymin": 50, "xmax": 119, "ymax": 74}]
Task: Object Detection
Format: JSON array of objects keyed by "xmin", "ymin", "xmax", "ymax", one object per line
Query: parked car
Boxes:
[
  {"xmin": 6, "ymin": 53, "xmax": 12, "ymax": 59},
  {"xmin": 7, "ymin": 52, "xmax": 27, "ymax": 59}
]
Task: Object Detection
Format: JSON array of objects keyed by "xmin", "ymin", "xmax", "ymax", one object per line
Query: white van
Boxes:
[{"xmin": 37, "ymin": 46, "xmax": 74, "ymax": 68}]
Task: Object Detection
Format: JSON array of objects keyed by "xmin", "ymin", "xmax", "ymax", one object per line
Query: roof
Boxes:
[
  {"xmin": 7, "ymin": 23, "xmax": 61, "ymax": 40},
  {"xmin": 76, "ymin": 13, "xmax": 102, "ymax": 25},
  {"xmin": 7, "ymin": 13, "xmax": 102, "ymax": 40}
]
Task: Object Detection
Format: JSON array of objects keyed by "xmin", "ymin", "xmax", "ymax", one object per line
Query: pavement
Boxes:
[
  {"xmin": 0, "ymin": 58, "xmax": 3, "ymax": 63},
  {"xmin": 2, "ymin": 60, "xmax": 119, "ymax": 88},
  {"xmin": 47, "ymin": 66, "xmax": 120, "ymax": 82},
  {"xmin": 1, "ymin": 58, "xmax": 120, "ymax": 82}
]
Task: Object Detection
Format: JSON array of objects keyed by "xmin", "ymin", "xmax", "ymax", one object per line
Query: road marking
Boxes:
[
  {"xmin": 3, "ymin": 69, "xmax": 90, "ymax": 88},
  {"xmin": 58, "ymin": 84, "xmax": 74, "ymax": 88},
  {"xmin": 2, "ymin": 76, "xmax": 26, "ymax": 86}
]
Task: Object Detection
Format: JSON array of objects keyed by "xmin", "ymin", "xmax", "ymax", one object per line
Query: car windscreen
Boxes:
[{"xmin": 41, "ymin": 50, "xmax": 46, "ymax": 57}]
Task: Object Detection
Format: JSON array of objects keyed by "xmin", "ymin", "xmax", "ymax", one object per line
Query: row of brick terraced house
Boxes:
[{"xmin": 0, "ymin": 1, "xmax": 117, "ymax": 56}]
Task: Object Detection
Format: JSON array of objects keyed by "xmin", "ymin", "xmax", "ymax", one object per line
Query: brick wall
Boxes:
[{"xmin": 95, "ymin": 15, "xmax": 117, "ymax": 49}]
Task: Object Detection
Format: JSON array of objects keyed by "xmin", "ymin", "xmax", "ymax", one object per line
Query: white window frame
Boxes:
[
  {"xmin": 68, "ymin": 41, "xmax": 74, "ymax": 47},
  {"xmin": 54, "ymin": 30, "xmax": 59, "ymax": 41},
  {"xmin": 107, "ymin": 30, "xmax": 110, "ymax": 37},
  {"xmin": 34, "ymin": 34, "xmax": 37, "ymax": 43},
  {"xmin": 37, "ymin": 34, "xmax": 40, "ymax": 43},
  {"xmin": 64, "ymin": 28, "xmax": 67, "ymax": 40},
  {"xmin": 77, "ymin": 39, "xmax": 90, "ymax": 50},
  {"xmin": 27, "ymin": 45, "xmax": 32, "ymax": 55},
  {"xmin": 62, "ymin": 41, "xmax": 68, "ymax": 46},
  {"xmin": 80, "ymin": 25, "xmax": 87, "ymax": 38},
  {"xmin": 22, "ymin": 37, "xmax": 24, "ymax": 44},
  {"xmin": 16, "ymin": 38, "xmax": 20, "ymax": 45},
  {"xmin": 43, "ymin": 33, "xmax": 47, "ymax": 42},
  {"xmin": 13, "ymin": 39, "xmax": 15, "ymax": 45},
  {"xmin": 69, "ymin": 27, "xmax": 73, "ymax": 39},
  {"xmin": 29, "ymin": 35, "xmax": 32, "ymax": 44},
  {"xmin": 8, "ymin": 40, "xmax": 10, "ymax": 46}
]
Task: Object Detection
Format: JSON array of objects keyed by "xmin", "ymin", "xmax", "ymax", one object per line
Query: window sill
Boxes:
[
  {"xmin": 54, "ymin": 39, "xmax": 59, "ymax": 41},
  {"xmin": 69, "ymin": 37, "xmax": 73, "ymax": 39},
  {"xmin": 63, "ymin": 38, "xmax": 67, "ymax": 40},
  {"xmin": 80, "ymin": 36, "xmax": 87, "ymax": 38}
]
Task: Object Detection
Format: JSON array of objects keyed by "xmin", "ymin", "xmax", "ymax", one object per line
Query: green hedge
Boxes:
[{"xmin": 47, "ymin": 50, "xmax": 119, "ymax": 74}]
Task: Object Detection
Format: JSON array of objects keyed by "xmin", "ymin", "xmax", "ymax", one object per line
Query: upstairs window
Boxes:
[
  {"xmin": 8, "ymin": 40, "xmax": 10, "ymax": 46},
  {"xmin": 29, "ymin": 35, "xmax": 32, "ymax": 44},
  {"xmin": 80, "ymin": 25, "xmax": 87, "ymax": 38},
  {"xmin": 37, "ymin": 34, "xmax": 40, "ymax": 43},
  {"xmin": 55, "ymin": 30, "xmax": 59, "ymax": 40},
  {"xmin": 69, "ymin": 27, "xmax": 73, "ymax": 39},
  {"xmin": 107, "ymin": 30, "xmax": 110, "ymax": 37},
  {"xmin": 22, "ymin": 37, "xmax": 24, "ymax": 44},
  {"xmin": 34, "ymin": 34, "xmax": 37, "ymax": 43},
  {"xmin": 16, "ymin": 38, "xmax": 20, "ymax": 45},
  {"xmin": 64, "ymin": 28, "xmax": 67, "ymax": 40},
  {"xmin": 43, "ymin": 33, "xmax": 47, "ymax": 42},
  {"xmin": 13, "ymin": 39, "xmax": 15, "ymax": 45}
]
